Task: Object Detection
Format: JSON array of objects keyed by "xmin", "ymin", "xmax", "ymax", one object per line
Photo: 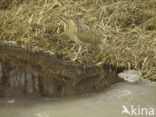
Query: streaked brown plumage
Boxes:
[{"xmin": 57, "ymin": 15, "xmax": 101, "ymax": 60}]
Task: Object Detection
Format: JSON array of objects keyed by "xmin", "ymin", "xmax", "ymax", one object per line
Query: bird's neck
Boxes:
[{"xmin": 64, "ymin": 20, "xmax": 76, "ymax": 33}]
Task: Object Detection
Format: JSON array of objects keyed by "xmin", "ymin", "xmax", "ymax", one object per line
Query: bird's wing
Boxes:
[{"xmin": 75, "ymin": 22, "xmax": 101, "ymax": 44}]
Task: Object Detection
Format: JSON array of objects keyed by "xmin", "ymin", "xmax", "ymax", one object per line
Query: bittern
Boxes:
[{"xmin": 57, "ymin": 15, "xmax": 101, "ymax": 61}]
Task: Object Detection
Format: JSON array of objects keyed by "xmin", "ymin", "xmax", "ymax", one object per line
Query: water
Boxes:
[{"xmin": 0, "ymin": 80, "xmax": 156, "ymax": 117}]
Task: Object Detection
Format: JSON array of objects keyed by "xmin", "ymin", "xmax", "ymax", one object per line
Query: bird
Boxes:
[{"xmin": 57, "ymin": 15, "xmax": 102, "ymax": 61}]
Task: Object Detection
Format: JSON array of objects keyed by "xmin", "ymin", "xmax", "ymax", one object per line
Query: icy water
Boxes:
[{"xmin": 0, "ymin": 80, "xmax": 156, "ymax": 117}]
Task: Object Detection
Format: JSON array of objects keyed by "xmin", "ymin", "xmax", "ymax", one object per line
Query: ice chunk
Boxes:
[{"xmin": 118, "ymin": 70, "xmax": 142, "ymax": 83}]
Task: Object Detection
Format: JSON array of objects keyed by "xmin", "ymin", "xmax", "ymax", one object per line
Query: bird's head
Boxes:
[{"xmin": 57, "ymin": 15, "xmax": 73, "ymax": 24}]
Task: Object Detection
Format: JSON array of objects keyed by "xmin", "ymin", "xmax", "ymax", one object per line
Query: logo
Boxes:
[{"xmin": 121, "ymin": 105, "xmax": 155, "ymax": 116}]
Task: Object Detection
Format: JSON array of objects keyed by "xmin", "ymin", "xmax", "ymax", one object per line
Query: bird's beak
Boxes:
[{"xmin": 56, "ymin": 15, "xmax": 63, "ymax": 20}]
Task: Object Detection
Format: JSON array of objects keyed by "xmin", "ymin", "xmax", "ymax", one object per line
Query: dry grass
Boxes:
[
  {"xmin": 0, "ymin": 0, "xmax": 156, "ymax": 79},
  {"xmin": 0, "ymin": 0, "xmax": 23, "ymax": 9}
]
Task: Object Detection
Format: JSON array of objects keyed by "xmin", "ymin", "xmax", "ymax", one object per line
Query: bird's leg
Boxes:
[
  {"xmin": 72, "ymin": 45, "xmax": 82, "ymax": 61},
  {"xmin": 71, "ymin": 44, "xmax": 77, "ymax": 50}
]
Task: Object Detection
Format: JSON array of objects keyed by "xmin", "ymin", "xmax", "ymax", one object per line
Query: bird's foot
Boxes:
[{"xmin": 95, "ymin": 61, "xmax": 104, "ymax": 67}]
